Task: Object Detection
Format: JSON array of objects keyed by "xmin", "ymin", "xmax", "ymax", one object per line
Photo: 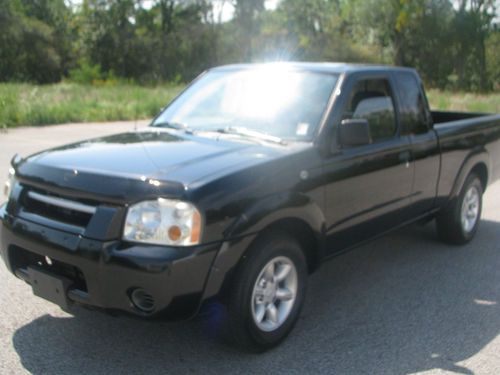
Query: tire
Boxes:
[
  {"xmin": 436, "ymin": 173, "xmax": 483, "ymax": 245},
  {"xmin": 225, "ymin": 232, "xmax": 308, "ymax": 352}
]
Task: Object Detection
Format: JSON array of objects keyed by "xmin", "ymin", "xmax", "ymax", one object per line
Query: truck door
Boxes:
[
  {"xmin": 393, "ymin": 71, "xmax": 440, "ymax": 216},
  {"xmin": 322, "ymin": 74, "xmax": 414, "ymax": 253}
]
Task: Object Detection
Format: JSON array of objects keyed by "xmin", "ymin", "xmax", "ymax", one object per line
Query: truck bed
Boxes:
[
  {"xmin": 431, "ymin": 110, "xmax": 491, "ymax": 124},
  {"xmin": 431, "ymin": 110, "xmax": 500, "ymax": 203}
]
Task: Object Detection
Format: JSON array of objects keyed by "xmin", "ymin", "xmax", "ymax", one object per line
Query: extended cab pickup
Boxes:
[{"xmin": 1, "ymin": 63, "xmax": 500, "ymax": 351}]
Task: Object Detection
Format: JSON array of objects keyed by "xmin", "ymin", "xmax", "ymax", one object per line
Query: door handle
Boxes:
[{"xmin": 399, "ymin": 151, "xmax": 411, "ymax": 168}]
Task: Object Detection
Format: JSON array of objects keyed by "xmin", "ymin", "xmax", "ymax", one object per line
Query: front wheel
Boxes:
[
  {"xmin": 225, "ymin": 233, "xmax": 308, "ymax": 352},
  {"xmin": 436, "ymin": 173, "xmax": 483, "ymax": 245}
]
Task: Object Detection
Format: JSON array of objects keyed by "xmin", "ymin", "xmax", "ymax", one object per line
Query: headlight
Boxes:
[
  {"xmin": 123, "ymin": 198, "xmax": 202, "ymax": 246},
  {"xmin": 3, "ymin": 168, "xmax": 15, "ymax": 201}
]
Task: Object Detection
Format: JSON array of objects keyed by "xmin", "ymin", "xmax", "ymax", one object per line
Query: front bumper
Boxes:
[{"xmin": 0, "ymin": 204, "xmax": 222, "ymax": 320}]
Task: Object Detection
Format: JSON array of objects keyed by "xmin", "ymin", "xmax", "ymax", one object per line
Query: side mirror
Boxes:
[{"xmin": 338, "ymin": 118, "xmax": 371, "ymax": 147}]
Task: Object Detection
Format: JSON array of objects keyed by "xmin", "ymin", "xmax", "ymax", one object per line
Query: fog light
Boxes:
[{"xmin": 130, "ymin": 288, "xmax": 155, "ymax": 313}]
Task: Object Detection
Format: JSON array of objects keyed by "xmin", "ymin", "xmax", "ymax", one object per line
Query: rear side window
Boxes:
[
  {"xmin": 395, "ymin": 72, "xmax": 429, "ymax": 135},
  {"xmin": 342, "ymin": 78, "xmax": 397, "ymax": 143}
]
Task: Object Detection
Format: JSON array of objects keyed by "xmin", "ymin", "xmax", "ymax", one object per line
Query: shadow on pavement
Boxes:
[{"xmin": 13, "ymin": 220, "xmax": 500, "ymax": 374}]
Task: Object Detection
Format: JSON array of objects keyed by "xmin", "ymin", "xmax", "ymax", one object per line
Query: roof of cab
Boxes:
[{"xmin": 211, "ymin": 62, "xmax": 416, "ymax": 75}]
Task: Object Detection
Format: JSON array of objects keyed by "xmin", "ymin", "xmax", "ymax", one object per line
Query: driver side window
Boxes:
[{"xmin": 343, "ymin": 78, "xmax": 397, "ymax": 143}]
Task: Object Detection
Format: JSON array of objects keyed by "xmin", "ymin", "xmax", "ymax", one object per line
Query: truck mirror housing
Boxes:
[{"xmin": 338, "ymin": 118, "xmax": 372, "ymax": 147}]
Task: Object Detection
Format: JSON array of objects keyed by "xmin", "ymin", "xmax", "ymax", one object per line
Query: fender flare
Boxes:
[
  {"xmin": 202, "ymin": 191, "xmax": 327, "ymax": 300},
  {"xmin": 447, "ymin": 147, "xmax": 490, "ymax": 202},
  {"xmin": 223, "ymin": 190, "xmax": 326, "ymax": 240}
]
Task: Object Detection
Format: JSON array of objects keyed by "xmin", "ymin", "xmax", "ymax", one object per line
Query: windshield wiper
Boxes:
[
  {"xmin": 217, "ymin": 126, "xmax": 286, "ymax": 145},
  {"xmin": 152, "ymin": 121, "xmax": 193, "ymax": 133},
  {"xmin": 153, "ymin": 122, "xmax": 286, "ymax": 145}
]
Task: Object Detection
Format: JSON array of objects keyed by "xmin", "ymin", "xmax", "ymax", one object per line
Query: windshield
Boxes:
[{"xmin": 151, "ymin": 67, "xmax": 338, "ymax": 141}]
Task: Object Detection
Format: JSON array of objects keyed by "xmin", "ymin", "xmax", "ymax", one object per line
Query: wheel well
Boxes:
[
  {"xmin": 259, "ymin": 218, "xmax": 321, "ymax": 274},
  {"xmin": 213, "ymin": 218, "xmax": 322, "ymax": 301},
  {"xmin": 470, "ymin": 163, "xmax": 488, "ymax": 191}
]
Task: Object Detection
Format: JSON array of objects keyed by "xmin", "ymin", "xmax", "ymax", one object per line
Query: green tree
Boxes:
[
  {"xmin": 0, "ymin": 0, "xmax": 498, "ymax": 91},
  {"xmin": 0, "ymin": 0, "xmax": 69, "ymax": 83},
  {"xmin": 485, "ymin": 29, "xmax": 500, "ymax": 90},
  {"xmin": 453, "ymin": 0, "xmax": 496, "ymax": 91}
]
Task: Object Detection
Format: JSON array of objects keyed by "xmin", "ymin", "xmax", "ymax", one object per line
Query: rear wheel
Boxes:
[
  {"xmin": 436, "ymin": 173, "xmax": 483, "ymax": 245},
  {"xmin": 225, "ymin": 233, "xmax": 307, "ymax": 352}
]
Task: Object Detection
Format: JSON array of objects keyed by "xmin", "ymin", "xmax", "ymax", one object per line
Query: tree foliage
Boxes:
[{"xmin": 0, "ymin": 0, "xmax": 497, "ymax": 91}]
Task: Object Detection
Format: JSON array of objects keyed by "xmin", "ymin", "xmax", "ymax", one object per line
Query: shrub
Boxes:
[{"xmin": 68, "ymin": 61, "xmax": 103, "ymax": 85}]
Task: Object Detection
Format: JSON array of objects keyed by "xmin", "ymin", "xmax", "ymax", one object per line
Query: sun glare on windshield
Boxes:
[
  {"xmin": 221, "ymin": 66, "xmax": 302, "ymax": 120},
  {"xmin": 153, "ymin": 65, "xmax": 338, "ymax": 140}
]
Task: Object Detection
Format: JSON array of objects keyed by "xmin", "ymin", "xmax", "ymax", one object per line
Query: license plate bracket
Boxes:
[{"xmin": 28, "ymin": 266, "xmax": 72, "ymax": 310}]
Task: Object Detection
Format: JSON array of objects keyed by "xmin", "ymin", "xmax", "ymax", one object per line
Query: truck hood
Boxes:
[{"xmin": 15, "ymin": 129, "xmax": 296, "ymax": 203}]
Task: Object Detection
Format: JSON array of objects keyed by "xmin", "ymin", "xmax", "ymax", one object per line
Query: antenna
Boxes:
[{"xmin": 134, "ymin": 93, "xmax": 138, "ymax": 132}]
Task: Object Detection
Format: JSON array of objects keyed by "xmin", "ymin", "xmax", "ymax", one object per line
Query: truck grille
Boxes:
[{"xmin": 21, "ymin": 188, "xmax": 97, "ymax": 228}]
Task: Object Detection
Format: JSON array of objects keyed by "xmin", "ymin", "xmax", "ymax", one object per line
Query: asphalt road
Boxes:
[{"xmin": 1, "ymin": 122, "xmax": 500, "ymax": 375}]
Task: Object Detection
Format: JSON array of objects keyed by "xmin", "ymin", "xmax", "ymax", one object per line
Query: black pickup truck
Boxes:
[{"xmin": 1, "ymin": 63, "xmax": 500, "ymax": 351}]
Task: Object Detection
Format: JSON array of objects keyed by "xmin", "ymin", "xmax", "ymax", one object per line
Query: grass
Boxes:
[
  {"xmin": 0, "ymin": 82, "xmax": 184, "ymax": 128},
  {"xmin": 426, "ymin": 89, "xmax": 500, "ymax": 114},
  {"xmin": 0, "ymin": 83, "xmax": 498, "ymax": 128}
]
